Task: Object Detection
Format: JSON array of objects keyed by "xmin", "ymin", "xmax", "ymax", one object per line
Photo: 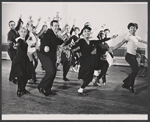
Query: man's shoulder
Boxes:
[
  {"xmin": 46, "ymin": 29, "xmax": 53, "ymax": 33},
  {"xmin": 45, "ymin": 29, "xmax": 55, "ymax": 36},
  {"xmin": 8, "ymin": 29, "xmax": 14, "ymax": 34}
]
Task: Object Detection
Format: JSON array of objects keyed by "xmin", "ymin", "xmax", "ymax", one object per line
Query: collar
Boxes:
[
  {"xmin": 52, "ymin": 29, "xmax": 57, "ymax": 35},
  {"xmin": 20, "ymin": 37, "xmax": 25, "ymax": 40}
]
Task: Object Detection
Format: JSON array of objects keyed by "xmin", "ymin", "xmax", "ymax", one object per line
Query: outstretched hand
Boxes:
[
  {"xmin": 37, "ymin": 17, "xmax": 41, "ymax": 22},
  {"xmin": 29, "ymin": 15, "xmax": 32, "ymax": 20},
  {"xmin": 111, "ymin": 34, "xmax": 118, "ymax": 39}
]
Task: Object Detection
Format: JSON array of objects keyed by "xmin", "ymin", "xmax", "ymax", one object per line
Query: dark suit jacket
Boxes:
[
  {"xmin": 7, "ymin": 18, "xmax": 22, "ymax": 51},
  {"xmin": 40, "ymin": 29, "xmax": 63, "ymax": 60},
  {"xmin": 7, "ymin": 29, "xmax": 19, "ymax": 51}
]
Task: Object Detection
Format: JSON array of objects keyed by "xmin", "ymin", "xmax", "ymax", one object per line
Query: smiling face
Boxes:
[
  {"xmin": 129, "ymin": 26, "xmax": 137, "ymax": 35},
  {"xmin": 104, "ymin": 30, "xmax": 110, "ymax": 38},
  {"xmin": 82, "ymin": 29, "xmax": 91, "ymax": 39},
  {"xmin": 19, "ymin": 28, "xmax": 27, "ymax": 38},
  {"xmin": 51, "ymin": 21, "xmax": 59, "ymax": 34},
  {"xmin": 9, "ymin": 21, "xmax": 16, "ymax": 30},
  {"xmin": 98, "ymin": 31, "xmax": 105, "ymax": 39}
]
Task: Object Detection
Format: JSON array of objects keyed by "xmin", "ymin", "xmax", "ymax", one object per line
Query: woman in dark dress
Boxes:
[
  {"xmin": 13, "ymin": 27, "xmax": 32, "ymax": 97},
  {"xmin": 70, "ymin": 27, "xmax": 81, "ymax": 72},
  {"xmin": 71, "ymin": 26, "xmax": 98, "ymax": 95}
]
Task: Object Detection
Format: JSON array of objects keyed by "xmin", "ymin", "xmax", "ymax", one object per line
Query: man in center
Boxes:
[{"xmin": 37, "ymin": 20, "xmax": 63, "ymax": 96}]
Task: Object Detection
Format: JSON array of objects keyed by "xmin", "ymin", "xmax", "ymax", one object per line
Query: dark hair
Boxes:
[
  {"xmin": 75, "ymin": 27, "xmax": 80, "ymax": 31},
  {"xmin": 97, "ymin": 30, "xmax": 105, "ymax": 39},
  {"xmin": 26, "ymin": 23, "xmax": 33, "ymax": 27},
  {"xmin": 50, "ymin": 20, "xmax": 58, "ymax": 26},
  {"xmin": 8, "ymin": 20, "xmax": 15, "ymax": 26},
  {"xmin": 80, "ymin": 25, "xmax": 92, "ymax": 35},
  {"xmin": 84, "ymin": 22, "xmax": 90, "ymax": 27},
  {"xmin": 127, "ymin": 22, "xmax": 138, "ymax": 29},
  {"xmin": 32, "ymin": 26, "xmax": 36, "ymax": 29},
  {"xmin": 58, "ymin": 28, "xmax": 61, "ymax": 31},
  {"xmin": 20, "ymin": 20, "xmax": 24, "ymax": 24},
  {"xmin": 104, "ymin": 28, "xmax": 110, "ymax": 33}
]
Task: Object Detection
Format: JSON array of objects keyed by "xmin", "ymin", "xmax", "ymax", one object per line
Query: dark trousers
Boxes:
[
  {"xmin": 63, "ymin": 60, "xmax": 71, "ymax": 79},
  {"xmin": 123, "ymin": 53, "xmax": 139, "ymax": 87},
  {"xmin": 98, "ymin": 60, "xmax": 109, "ymax": 82},
  {"xmin": 17, "ymin": 76, "xmax": 28, "ymax": 92},
  {"xmin": 38, "ymin": 52, "xmax": 56, "ymax": 91},
  {"xmin": 81, "ymin": 76, "xmax": 93, "ymax": 89},
  {"xmin": 30, "ymin": 61, "xmax": 36, "ymax": 81},
  {"xmin": 8, "ymin": 50, "xmax": 16, "ymax": 81}
]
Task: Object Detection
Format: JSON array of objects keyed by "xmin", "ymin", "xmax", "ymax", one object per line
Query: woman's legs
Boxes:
[
  {"xmin": 30, "ymin": 61, "xmax": 36, "ymax": 83},
  {"xmin": 17, "ymin": 76, "xmax": 29, "ymax": 97},
  {"xmin": 63, "ymin": 60, "xmax": 71, "ymax": 81},
  {"xmin": 98, "ymin": 60, "xmax": 109, "ymax": 84},
  {"xmin": 32, "ymin": 52, "xmax": 38, "ymax": 72},
  {"xmin": 123, "ymin": 53, "xmax": 139, "ymax": 93}
]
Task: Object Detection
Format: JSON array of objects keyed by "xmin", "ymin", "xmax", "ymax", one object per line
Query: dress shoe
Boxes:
[
  {"xmin": 41, "ymin": 89, "xmax": 49, "ymax": 96},
  {"xmin": 38, "ymin": 86, "xmax": 49, "ymax": 96},
  {"xmin": 17, "ymin": 90, "xmax": 26, "ymax": 97}
]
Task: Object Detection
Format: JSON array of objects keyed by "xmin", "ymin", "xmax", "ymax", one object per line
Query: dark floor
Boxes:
[{"xmin": 2, "ymin": 60, "xmax": 148, "ymax": 115}]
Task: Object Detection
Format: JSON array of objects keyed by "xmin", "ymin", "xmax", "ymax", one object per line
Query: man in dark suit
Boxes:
[
  {"xmin": 7, "ymin": 16, "xmax": 23, "ymax": 83},
  {"xmin": 37, "ymin": 20, "xmax": 63, "ymax": 96}
]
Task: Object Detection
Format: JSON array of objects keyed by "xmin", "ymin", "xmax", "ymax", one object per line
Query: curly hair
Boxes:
[{"xmin": 127, "ymin": 22, "xmax": 138, "ymax": 29}]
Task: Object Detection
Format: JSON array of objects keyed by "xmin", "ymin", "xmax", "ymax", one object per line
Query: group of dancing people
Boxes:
[{"xmin": 7, "ymin": 14, "xmax": 147, "ymax": 97}]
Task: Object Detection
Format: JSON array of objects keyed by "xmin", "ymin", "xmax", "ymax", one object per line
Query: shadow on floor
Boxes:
[{"xmin": 135, "ymin": 85, "xmax": 148, "ymax": 95}]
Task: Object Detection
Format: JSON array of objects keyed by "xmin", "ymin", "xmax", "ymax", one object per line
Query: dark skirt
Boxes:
[
  {"xmin": 94, "ymin": 54, "xmax": 108, "ymax": 70},
  {"xmin": 78, "ymin": 54, "xmax": 97, "ymax": 79},
  {"xmin": 13, "ymin": 55, "xmax": 32, "ymax": 80}
]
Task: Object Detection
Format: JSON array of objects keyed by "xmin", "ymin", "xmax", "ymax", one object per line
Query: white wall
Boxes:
[{"xmin": 2, "ymin": 2, "xmax": 148, "ymax": 54}]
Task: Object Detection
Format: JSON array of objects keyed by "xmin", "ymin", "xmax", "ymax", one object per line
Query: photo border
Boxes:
[{"xmin": 0, "ymin": 0, "xmax": 149, "ymax": 122}]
